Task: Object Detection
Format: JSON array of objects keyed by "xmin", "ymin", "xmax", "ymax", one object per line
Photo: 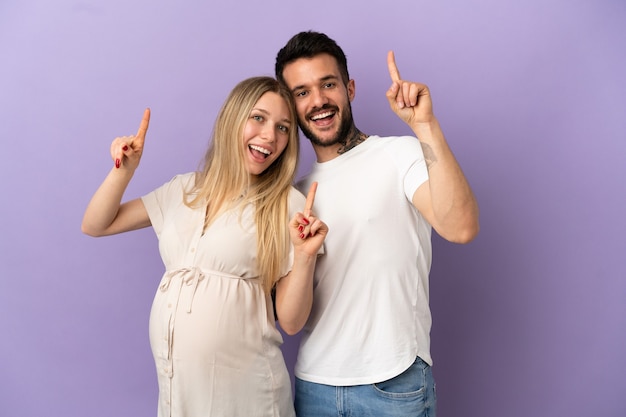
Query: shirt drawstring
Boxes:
[
  {"xmin": 156, "ymin": 267, "xmax": 249, "ymax": 380},
  {"xmin": 160, "ymin": 267, "xmax": 206, "ymax": 313},
  {"xmin": 157, "ymin": 267, "xmax": 206, "ymax": 380}
]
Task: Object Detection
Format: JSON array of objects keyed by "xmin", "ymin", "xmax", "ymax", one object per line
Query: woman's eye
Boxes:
[
  {"xmin": 278, "ymin": 125, "xmax": 289, "ymax": 133},
  {"xmin": 252, "ymin": 115, "xmax": 263, "ymax": 122}
]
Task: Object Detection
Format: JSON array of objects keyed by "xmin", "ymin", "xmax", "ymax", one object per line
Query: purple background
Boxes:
[{"xmin": 1, "ymin": 0, "xmax": 625, "ymax": 416}]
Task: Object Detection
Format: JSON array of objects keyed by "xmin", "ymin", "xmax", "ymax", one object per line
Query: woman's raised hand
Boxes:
[
  {"xmin": 111, "ymin": 108, "xmax": 150, "ymax": 171},
  {"xmin": 290, "ymin": 182, "xmax": 328, "ymax": 256}
]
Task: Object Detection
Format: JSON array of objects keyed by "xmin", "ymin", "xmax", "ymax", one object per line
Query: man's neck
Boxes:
[{"xmin": 314, "ymin": 126, "xmax": 368, "ymax": 163}]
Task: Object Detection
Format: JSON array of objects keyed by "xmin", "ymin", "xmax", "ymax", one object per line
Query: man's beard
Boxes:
[{"xmin": 299, "ymin": 103, "xmax": 354, "ymax": 148}]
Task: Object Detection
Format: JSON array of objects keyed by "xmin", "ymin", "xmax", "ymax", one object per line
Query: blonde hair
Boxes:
[{"xmin": 185, "ymin": 76, "xmax": 299, "ymax": 294}]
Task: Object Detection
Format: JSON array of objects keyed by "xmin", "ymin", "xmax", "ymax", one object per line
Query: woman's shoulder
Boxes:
[
  {"xmin": 161, "ymin": 172, "xmax": 197, "ymax": 190},
  {"xmin": 288, "ymin": 185, "xmax": 306, "ymax": 202},
  {"xmin": 288, "ymin": 186, "xmax": 306, "ymax": 211},
  {"xmin": 172, "ymin": 171, "xmax": 197, "ymax": 184},
  {"xmin": 146, "ymin": 172, "xmax": 198, "ymax": 200}
]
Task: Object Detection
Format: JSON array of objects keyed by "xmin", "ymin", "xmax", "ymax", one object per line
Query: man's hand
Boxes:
[{"xmin": 386, "ymin": 51, "xmax": 434, "ymax": 126}]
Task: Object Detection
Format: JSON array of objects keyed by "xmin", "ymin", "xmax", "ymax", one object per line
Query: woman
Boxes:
[{"xmin": 82, "ymin": 76, "xmax": 327, "ymax": 416}]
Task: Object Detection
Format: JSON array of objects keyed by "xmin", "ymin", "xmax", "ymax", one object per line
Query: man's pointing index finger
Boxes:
[{"xmin": 387, "ymin": 50, "xmax": 401, "ymax": 82}]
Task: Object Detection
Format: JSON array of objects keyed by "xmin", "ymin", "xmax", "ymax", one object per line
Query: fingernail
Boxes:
[
  {"xmin": 298, "ymin": 225, "xmax": 304, "ymax": 232},
  {"xmin": 115, "ymin": 159, "xmax": 120, "ymax": 169},
  {"xmin": 122, "ymin": 145, "xmax": 129, "ymax": 151},
  {"xmin": 302, "ymin": 218, "xmax": 310, "ymax": 225},
  {"xmin": 299, "ymin": 233, "xmax": 305, "ymax": 239}
]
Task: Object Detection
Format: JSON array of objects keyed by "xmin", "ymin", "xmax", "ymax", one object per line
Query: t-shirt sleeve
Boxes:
[
  {"xmin": 141, "ymin": 172, "xmax": 196, "ymax": 238},
  {"xmin": 385, "ymin": 136, "xmax": 429, "ymax": 201}
]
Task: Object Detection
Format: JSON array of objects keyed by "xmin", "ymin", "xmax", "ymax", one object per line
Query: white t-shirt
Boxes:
[{"xmin": 295, "ymin": 135, "xmax": 432, "ymax": 386}]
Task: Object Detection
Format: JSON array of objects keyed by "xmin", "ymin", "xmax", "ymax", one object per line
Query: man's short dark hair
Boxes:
[{"xmin": 275, "ymin": 31, "xmax": 350, "ymax": 86}]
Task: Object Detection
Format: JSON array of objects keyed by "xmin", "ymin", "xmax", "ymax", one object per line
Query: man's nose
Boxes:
[{"xmin": 310, "ymin": 88, "xmax": 328, "ymax": 108}]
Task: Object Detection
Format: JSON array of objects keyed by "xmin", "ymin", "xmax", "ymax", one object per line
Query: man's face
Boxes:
[{"xmin": 281, "ymin": 53, "xmax": 355, "ymax": 148}]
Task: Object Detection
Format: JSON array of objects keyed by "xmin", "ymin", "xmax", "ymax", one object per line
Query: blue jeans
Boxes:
[{"xmin": 295, "ymin": 357, "xmax": 436, "ymax": 417}]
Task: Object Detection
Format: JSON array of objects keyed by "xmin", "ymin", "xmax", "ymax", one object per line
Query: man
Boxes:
[{"xmin": 275, "ymin": 31, "xmax": 479, "ymax": 417}]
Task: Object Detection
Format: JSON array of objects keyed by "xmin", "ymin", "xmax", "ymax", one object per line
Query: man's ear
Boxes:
[{"xmin": 347, "ymin": 79, "xmax": 356, "ymax": 102}]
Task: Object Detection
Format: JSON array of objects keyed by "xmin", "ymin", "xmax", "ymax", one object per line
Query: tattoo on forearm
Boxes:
[
  {"xmin": 338, "ymin": 127, "xmax": 368, "ymax": 155},
  {"xmin": 420, "ymin": 142, "xmax": 437, "ymax": 169}
]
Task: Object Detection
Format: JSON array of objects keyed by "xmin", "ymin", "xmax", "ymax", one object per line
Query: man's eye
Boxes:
[
  {"xmin": 323, "ymin": 82, "xmax": 334, "ymax": 89},
  {"xmin": 295, "ymin": 91, "xmax": 308, "ymax": 98}
]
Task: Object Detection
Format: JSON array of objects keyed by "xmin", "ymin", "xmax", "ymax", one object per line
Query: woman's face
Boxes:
[{"xmin": 243, "ymin": 91, "xmax": 292, "ymax": 176}]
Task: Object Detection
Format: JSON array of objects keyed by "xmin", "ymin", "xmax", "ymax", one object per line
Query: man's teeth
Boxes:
[
  {"xmin": 250, "ymin": 145, "xmax": 271, "ymax": 155},
  {"xmin": 311, "ymin": 111, "xmax": 334, "ymax": 121}
]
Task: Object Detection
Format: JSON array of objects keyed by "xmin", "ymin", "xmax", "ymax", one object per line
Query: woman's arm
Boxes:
[
  {"xmin": 81, "ymin": 108, "xmax": 152, "ymax": 237},
  {"xmin": 275, "ymin": 182, "xmax": 328, "ymax": 335}
]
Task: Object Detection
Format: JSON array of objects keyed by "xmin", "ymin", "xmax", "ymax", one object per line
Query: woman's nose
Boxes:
[{"xmin": 260, "ymin": 124, "xmax": 275, "ymax": 142}]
